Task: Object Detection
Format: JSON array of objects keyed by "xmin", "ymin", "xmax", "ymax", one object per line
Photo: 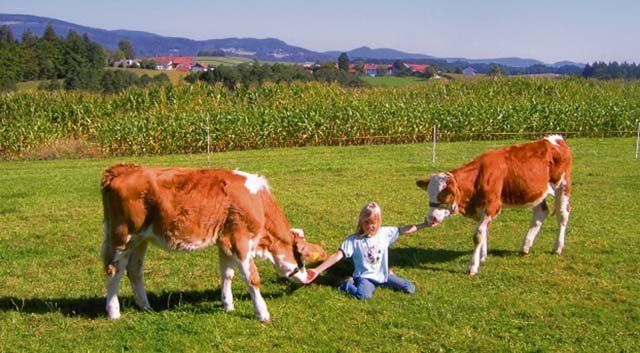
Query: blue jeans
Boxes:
[{"xmin": 338, "ymin": 274, "xmax": 416, "ymax": 300}]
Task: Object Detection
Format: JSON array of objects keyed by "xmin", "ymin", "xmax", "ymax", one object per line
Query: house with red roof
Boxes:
[
  {"xmin": 153, "ymin": 56, "xmax": 194, "ymax": 71},
  {"xmin": 406, "ymin": 64, "xmax": 429, "ymax": 74}
]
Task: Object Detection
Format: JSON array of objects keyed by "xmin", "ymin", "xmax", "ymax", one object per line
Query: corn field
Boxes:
[{"xmin": 1, "ymin": 77, "xmax": 639, "ymax": 159}]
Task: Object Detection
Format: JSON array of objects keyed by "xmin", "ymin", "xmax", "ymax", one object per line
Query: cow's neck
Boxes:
[
  {"xmin": 451, "ymin": 161, "xmax": 481, "ymax": 218},
  {"xmin": 260, "ymin": 192, "xmax": 292, "ymax": 244}
]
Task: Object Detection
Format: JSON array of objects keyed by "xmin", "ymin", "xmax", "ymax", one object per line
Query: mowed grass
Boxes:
[{"xmin": 0, "ymin": 138, "xmax": 638, "ymax": 352}]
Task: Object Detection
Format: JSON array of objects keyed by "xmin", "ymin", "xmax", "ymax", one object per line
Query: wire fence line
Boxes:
[
  {"xmin": 201, "ymin": 115, "xmax": 639, "ymax": 163},
  {"xmin": 204, "ymin": 129, "xmax": 636, "ymax": 148}
]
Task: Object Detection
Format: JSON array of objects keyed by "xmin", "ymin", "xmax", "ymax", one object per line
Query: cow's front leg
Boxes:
[
  {"xmin": 480, "ymin": 234, "xmax": 488, "ymax": 263},
  {"xmin": 236, "ymin": 255, "xmax": 270, "ymax": 323},
  {"xmin": 219, "ymin": 251, "xmax": 235, "ymax": 312},
  {"xmin": 126, "ymin": 240, "xmax": 151, "ymax": 311},
  {"xmin": 468, "ymin": 215, "xmax": 492, "ymax": 276},
  {"xmin": 520, "ymin": 201, "xmax": 548, "ymax": 255}
]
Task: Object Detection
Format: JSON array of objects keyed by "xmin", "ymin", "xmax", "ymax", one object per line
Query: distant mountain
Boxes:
[
  {"xmin": 0, "ymin": 13, "xmax": 584, "ymax": 69},
  {"xmin": 325, "ymin": 46, "xmax": 434, "ymax": 60},
  {"xmin": 0, "ymin": 14, "xmax": 330, "ymax": 61},
  {"xmin": 441, "ymin": 57, "xmax": 545, "ymax": 68},
  {"xmin": 550, "ymin": 61, "xmax": 586, "ymax": 68}
]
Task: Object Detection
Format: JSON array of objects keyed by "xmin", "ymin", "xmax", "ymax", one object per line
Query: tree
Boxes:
[
  {"xmin": 140, "ymin": 58, "xmax": 156, "ymax": 70},
  {"xmin": 488, "ymin": 64, "xmax": 502, "ymax": 76},
  {"xmin": 376, "ymin": 65, "xmax": 389, "ymax": 76},
  {"xmin": 43, "ymin": 23, "xmax": 58, "ymax": 42},
  {"xmin": 353, "ymin": 60, "xmax": 365, "ymax": 75},
  {"xmin": 424, "ymin": 65, "xmax": 437, "ymax": 79},
  {"xmin": 338, "ymin": 52, "xmax": 350, "ymax": 72},
  {"xmin": 118, "ymin": 40, "xmax": 135, "ymax": 59},
  {"xmin": 0, "ymin": 25, "xmax": 15, "ymax": 45}
]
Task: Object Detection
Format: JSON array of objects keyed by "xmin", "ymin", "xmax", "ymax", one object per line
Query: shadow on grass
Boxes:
[
  {"xmin": 390, "ymin": 247, "xmax": 468, "ymax": 268},
  {"xmin": 312, "ymin": 247, "xmax": 472, "ymax": 286},
  {"xmin": 0, "ymin": 283, "xmax": 302, "ymax": 319}
]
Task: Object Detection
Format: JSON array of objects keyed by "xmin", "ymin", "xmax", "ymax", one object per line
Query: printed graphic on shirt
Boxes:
[{"xmin": 365, "ymin": 241, "xmax": 382, "ymax": 265}]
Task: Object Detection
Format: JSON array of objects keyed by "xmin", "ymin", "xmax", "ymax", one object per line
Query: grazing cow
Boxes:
[
  {"xmin": 416, "ymin": 135, "xmax": 572, "ymax": 275},
  {"xmin": 101, "ymin": 164, "xmax": 326, "ymax": 322}
]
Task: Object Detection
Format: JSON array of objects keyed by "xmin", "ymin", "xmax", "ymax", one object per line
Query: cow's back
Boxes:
[
  {"xmin": 463, "ymin": 137, "xmax": 572, "ymax": 207},
  {"xmin": 101, "ymin": 165, "xmax": 273, "ymax": 252}
]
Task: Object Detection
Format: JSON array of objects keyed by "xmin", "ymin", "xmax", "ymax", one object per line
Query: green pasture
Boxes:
[
  {"xmin": 0, "ymin": 138, "xmax": 638, "ymax": 352},
  {"xmin": 195, "ymin": 56, "xmax": 255, "ymax": 67},
  {"xmin": 105, "ymin": 67, "xmax": 188, "ymax": 85},
  {"xmin": 362, "ymin": 76, "xmax": 427, "ymax": 87}
]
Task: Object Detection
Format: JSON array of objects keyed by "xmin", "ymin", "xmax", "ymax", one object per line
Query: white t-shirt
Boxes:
[{"xmin": 339, "ymin": 226, "xmax": 400, "ymax": 283}]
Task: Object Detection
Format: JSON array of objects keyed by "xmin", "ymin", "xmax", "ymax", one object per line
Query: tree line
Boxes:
[
  {"xmin": 185, "ymin": 60, "xmax": 366, "ymax": 89},
  {"xmin": 582, "ymin": 62, "xmax": 640, "ymax": 80},
  {"xmin": 0, "ymin": 24, "xmax": 168, "ymax": 92}
]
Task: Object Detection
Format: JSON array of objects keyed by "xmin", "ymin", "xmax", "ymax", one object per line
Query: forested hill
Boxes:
[
  {"xmin": 1, "ymin": 13, "xmax": 586, "ymax": 68},
  {"xmin": 0, "ymin": 14, "xmax": 330, "ymax": 61}
]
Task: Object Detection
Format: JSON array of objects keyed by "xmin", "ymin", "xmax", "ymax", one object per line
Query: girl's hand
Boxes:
[{"xmin": 305, "ymin": 268, "xmax": 320, "ymax": 284}]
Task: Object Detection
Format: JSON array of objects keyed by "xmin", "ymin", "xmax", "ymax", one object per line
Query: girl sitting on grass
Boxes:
[{"xmin": 305, "ymin": 201, "xmax": 429, "ymax": 299}]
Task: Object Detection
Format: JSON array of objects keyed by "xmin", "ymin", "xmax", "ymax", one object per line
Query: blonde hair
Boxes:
[{"xmin": 356, "ymin": 201, "xmax": 382, "ymax": 234}]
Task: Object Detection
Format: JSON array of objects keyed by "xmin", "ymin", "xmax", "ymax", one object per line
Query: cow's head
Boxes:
[
  {"xmin": 259, "ymin": 228, "xmax": 327, "ymax": 285},
  {"xmin": 416, "ymin": 172, "xmax": 460, "ymax": 227}
]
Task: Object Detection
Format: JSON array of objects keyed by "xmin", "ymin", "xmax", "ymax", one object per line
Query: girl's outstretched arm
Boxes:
[
  {"xmin": 399, "ymin": 221, "xmax": 431, "ymax": 235},
  {"xmin": 305, "ymin": 250, "xmax": 344, "ymax": 284}
]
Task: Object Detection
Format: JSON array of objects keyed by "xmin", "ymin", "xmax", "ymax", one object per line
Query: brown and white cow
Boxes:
[
  {"xmin": 101, "ymin": 164, "xmax": 326, "ymax": 322},
  {"xmin": 416, "ymin": 135, "xmax": 573, "ymax": 275}
]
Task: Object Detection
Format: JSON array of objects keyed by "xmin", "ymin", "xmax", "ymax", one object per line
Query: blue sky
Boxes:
[{"xmin": 1, "ymin": 0, "xmax": 638, "ymax": 64}]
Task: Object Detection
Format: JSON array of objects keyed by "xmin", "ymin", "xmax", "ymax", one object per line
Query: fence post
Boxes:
[
  {"xmin": 206, "ymin": 114, "xmax": 211, "ymax": 167},
  {"xmin": 432, "ymin": 125, "xmax": 437, "ymax": 165},
  {"xmin": 636, "ymin": 121, "xmax": 639, "ymax": 159}
]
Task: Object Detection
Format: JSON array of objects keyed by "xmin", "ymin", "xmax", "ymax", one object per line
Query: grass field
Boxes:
[
  {"xmin": 194, "ymin": 56, "xmax": 255, "ymax": 67},
  {"xmin": 0, "ymin": 138, "xmax": 638, "ymax": 352},
  {"xmin": 105, "ymin": 67, "xmax": 189, "ymax": 85},
  {"xmin": 362, "ymin": 76, "xmax": 428, "ymax": 86}
]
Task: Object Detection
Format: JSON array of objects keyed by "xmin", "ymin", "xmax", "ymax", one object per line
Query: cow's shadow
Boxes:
[{"xmin": 0, "ymin": 284, "xmax": 299, "ymax": 319}]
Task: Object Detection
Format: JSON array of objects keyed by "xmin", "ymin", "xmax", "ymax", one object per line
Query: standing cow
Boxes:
[
  {"xmin": 101, "ymin": 164, "xmax": 326, "ymax": 322},
  {"xmin": 416, "ymin": 135, "xmax": 572, "ymax": 275}
]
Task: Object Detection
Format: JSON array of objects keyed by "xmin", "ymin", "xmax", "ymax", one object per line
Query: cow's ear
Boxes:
[{"xmin": 416, "ymin": 178, "xmax": 429, "ymax": 190}]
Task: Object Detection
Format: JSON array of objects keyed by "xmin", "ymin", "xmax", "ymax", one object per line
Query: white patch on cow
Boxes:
[
  {"xmin": 248, "ymin": 239, "xmax": 257, "ymax": 258},
  {"xmin": 140, "ymin": 224, "xmax": 171, "ymax": 250},
  {"xmin": 255, "ymin": 248, "xmax": 275, "ymax": 264},
  {"xmin": 274, "ymin": 254, "xmax": 300, "ymax": 277},
  {"xmin": 426, "ymin": 173, "xmax": 452, "ymax": 224},
  {"xmin": 544, "ymin": 134, "xmax": 564, "ymax": 146},
  {"xmin": 290, "ymin": 228, "xmax": 304, "ymax": 238},
  {"xmin": 237, "ymin": 256, "xmax": 270, "ymax": 322},
  {"xmin": 290, "ymin": 267, "xmax": 308, "ymax": 284},
  {"xmin": 233, "ymin": 170, "xmax": 269, "ymax": 194},
  {"xmin": 522, "ymin": 189, "xmax": 549, "ymax": 208}
]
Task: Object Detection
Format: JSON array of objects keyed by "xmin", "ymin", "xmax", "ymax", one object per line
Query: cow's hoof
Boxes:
[
  {"xmin": 467, "ymin": 267, "xmax": 479, "ymax": 276},
  {"xmin": 259, "ymin": 317, "xmax": 272, "ymax": 324},
  {"xmin": 518, "ymin": 251, "xmax": 529, "ymax": 256},
  {"xmin": 107, "ymin": 311, "xmax": 121, "ymax": 320}
]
